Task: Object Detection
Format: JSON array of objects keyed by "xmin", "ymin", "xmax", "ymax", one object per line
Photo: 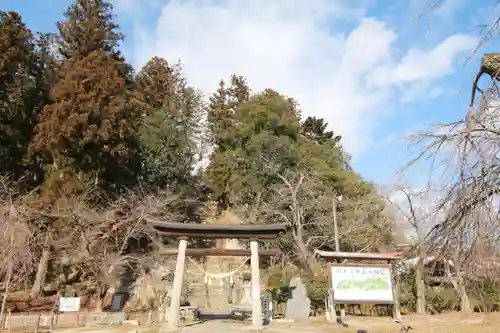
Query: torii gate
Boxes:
[{"xmin": 150, "ymin": 221, "xmax": 286, "ymax": 331}]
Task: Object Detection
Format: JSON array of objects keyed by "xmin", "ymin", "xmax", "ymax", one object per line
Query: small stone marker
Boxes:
[
  {"xmin": 285, "ymin": 277, "xmax": 311, "ymax": 321},
  {"xmin": 110, "ymin": 293, "xmax": 125, "ymax": 312},
  {"xmin": 231, "ymin": 278, "xmax": 253, "ymax": 313},
  {"xmin": 261, "ymin": 290, "xmax": 273, "ymax": 324}
]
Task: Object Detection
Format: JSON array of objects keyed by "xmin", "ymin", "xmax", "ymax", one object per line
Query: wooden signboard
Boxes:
[
  {"xmin": 329, "ymin": 263, "xmax": 394, "ymax": 304},
  {"xmin": 59, "ymin": 297, "xmax": 81, "ymax": 312}
]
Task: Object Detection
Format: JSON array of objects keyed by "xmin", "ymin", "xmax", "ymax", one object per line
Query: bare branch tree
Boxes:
[
  {"xmin": 400, "ymin": 53, "xmax": 500, "ymax": 312},
  {"xmin": 418, "ymin": 1, "xmax": 500, "ymax": 57},
  {"xmin": 53, "ymin": 189, "xmax": 186, "ymax": 309},
  {"xmin": 0, "ymin": 178, "xmax": 36, "ymax": 324},
  {"xmin": 239, "ymin": 171, "xmax": 393, "ymax": 272},
  {"xmin": 387, "ymin": 187, "xmax": 434, "ymax": 314}
]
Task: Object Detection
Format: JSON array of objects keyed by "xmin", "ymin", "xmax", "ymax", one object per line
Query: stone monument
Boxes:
[
  {"xmin": 230, "ymin": 272, "xmax": 253, "ymax": 315},
  {"xmin": 285, "ymin": 277, "xmax": 311, "ymax": 321}
]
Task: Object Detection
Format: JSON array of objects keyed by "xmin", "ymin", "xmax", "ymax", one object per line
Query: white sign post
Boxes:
[
  {"xmin": 59, "ymin": 297, "xmax": 81, "ymax": 312},
  {"xmin": 330, "ymin": 264, "xmax": 394, "ymax": 304}
]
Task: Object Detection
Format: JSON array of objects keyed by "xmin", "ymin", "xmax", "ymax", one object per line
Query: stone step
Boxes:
[{"xmin": 187, "ymin": 285, "xmax": 237, "ymax": 313}]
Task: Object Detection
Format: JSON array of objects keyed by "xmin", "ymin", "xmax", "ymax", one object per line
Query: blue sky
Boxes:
[{"xmin": 2, "ymin": 0, "xmax": 495, "ymax": 187}]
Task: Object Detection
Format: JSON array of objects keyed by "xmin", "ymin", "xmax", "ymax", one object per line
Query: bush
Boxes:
[
  {"xmin": 263, "ymin": 263, "xmax": 329, "ymax": 315},
  {"xmin": 302, "ymin": 264, "xmax": 329, "ymax": 314}
]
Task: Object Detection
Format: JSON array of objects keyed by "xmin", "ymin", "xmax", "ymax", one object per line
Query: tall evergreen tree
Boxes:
[
  {"xmin": 205, "ymin": 87, "xmax": 302, "ymax": 206},
  {"xmin": 207, "ymin": 75, "xmax": 250, "ymax": 151},
  {"xmin": 56, "ymin": 0, "xmax": 122, "ymax": 59},
  {"xmin": 0, "ymin": 11, "xmax": 39, "ymax": 177},
  {"xmin": 29, "ymin": 0, "xmax": 142, "ymax": 198},
  {"xmin": 301, "ymin": 116, "xmax": 338, "ymax": 144},
  {"xmin": 136, "ymin": 58, "xmax": 203, "ymax": 191},
  {"xmin": 137, "ymin": 57, "xmax": 177, "ymax": 114},
  {"xmin": 33, "ymin": 33, "xmax": 60, "ymax": 110}
]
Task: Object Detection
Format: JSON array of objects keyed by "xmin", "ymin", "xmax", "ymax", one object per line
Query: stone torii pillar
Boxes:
[
  {"xmin": 250, "ymin": 238, "xmax": 262, "ymax": 330},
  {"xmin": 163, "ymin": 237, "xmax": 187, "ymax": 331}
]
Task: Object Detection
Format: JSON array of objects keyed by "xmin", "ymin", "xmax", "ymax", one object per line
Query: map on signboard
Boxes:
[{"xmin": 331, "ymin": 265, "xmax": 393, "ymax": 303}]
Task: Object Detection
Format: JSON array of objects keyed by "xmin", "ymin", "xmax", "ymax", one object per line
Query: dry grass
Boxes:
[
  {"xmin": 265, "ymin": 312, "xmax": 500, "ymax": 333},
  {"xmin": 53, "ymin": 323, "xmax": 161, "ymax": 333},
  {"xmin": 307, "ymin": 312, "xmax": 500, "ymax": 333},
  {"xmin": 50, "ymin": 313, "xmax": 500, "ymax": 333}
]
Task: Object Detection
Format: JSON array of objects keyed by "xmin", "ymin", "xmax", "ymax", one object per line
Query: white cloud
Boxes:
[
  {"xmin": 393, "ymin": 34, "xmax": 475, "ymax": 83},
  {"xmin": 399, "ymin": 81, "xmax": 445, "ymax": 103},
  {"xmin": 127, "ymin": 0, "xmax": 476, "ymax": 156}
]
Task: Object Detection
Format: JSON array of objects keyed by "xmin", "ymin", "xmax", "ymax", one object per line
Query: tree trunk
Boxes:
[
  {"xmin": 297, "ymin": 238, "xmax": 314, "ymax": 271},
  {"xmin": 392, "ymin": 267, "xmax": 402, "ymax": 321},
  {"xmin": 0, "ymin": 262, "xmax": 13, "ymax": 327},
  {"xmin": 295, "ymin": 228, "xmax": 314, "ymax": 271},
  {"xmin": 95, "ymin": 292, "xmax": 105, "ymax": 312},
  {"xmin": 444, "ymin": 260, "xmax": 472, "ymax": 313},
  {"xmin": 415, "ymin": 261, "xmax": 426, "ymax": 314},
  {"xmin": 457, "ymin": 281, "xmax": 472, "ymax": 313},
  {"xmin": 31, "ymin": 247, "xmax": 50, "ymax": 295}
]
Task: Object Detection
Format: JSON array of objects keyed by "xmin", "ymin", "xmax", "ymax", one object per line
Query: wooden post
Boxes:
[
  {"xmin": 326, "ymin": 263, "xmax": 335, "ymax": 322},
  {"xmin": 0, "ymin": 261, "xmax": 13, "ymax": 328},
  {"xmin": 332, "ymin": 198, "xmax": 339, "ymax": 253},
  {"xmin": 250, "ymin": 239, "xmax": 262, "ymax": 330},
  {"xmin": 164, "ymin": 237, "xmax": 187, "ymax": 330},
  {"xmin": 7, "ymin": 310, "xmax": 11, "ymax": 333},
  {"xmin": 35, "ymin": 313, "xmax": 41, "ymax": 333},
  {"xmin": 332, "ymin": 198, "xmax": 345, "ymax": 320},
  {"xmin": 49, "ymin": 291, "xmax": 59, "ymax": 332}
]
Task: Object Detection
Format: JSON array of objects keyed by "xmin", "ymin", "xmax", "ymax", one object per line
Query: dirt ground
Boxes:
[{"xmin": 49, "ymin": 312, "xmax": 500, "ymax": 333}]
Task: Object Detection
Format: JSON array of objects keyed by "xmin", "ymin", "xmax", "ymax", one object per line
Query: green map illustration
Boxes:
[{"xmin": 336, "ymin": 276, "xmax": 389, "ymax": 291}]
